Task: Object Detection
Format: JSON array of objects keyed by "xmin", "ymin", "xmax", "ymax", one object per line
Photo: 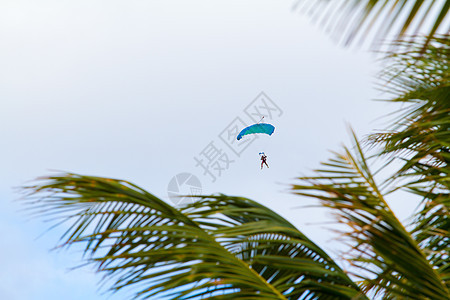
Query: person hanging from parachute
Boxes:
[
  {"xmin": 236, "ymin": 116, "xmax": 275, "ymax": 169},
  {"xmin": 259, "ymin": 152, "xmax": 269, "ymax": 169}
]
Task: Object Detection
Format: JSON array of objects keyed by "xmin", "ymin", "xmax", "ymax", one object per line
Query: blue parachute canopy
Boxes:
[{"xmin": 237, "ymin": 123, "xmax": 275, "ymax": 140}]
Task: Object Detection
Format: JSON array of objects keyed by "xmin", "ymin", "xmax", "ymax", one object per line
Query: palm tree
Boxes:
[
  {"xmin": 22, "ymin": 37, "xmax": 449, "ymax": 298},
  {"xmin": 22, "ymin": 3, "xmax": 449, "ymax": 299}
]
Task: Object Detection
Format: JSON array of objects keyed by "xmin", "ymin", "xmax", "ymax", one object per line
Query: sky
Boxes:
[{"xmin": 0, "ymin": 1, "xmax": 419, "ymax": 299}]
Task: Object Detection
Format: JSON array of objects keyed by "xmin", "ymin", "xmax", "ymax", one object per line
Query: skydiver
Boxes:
[{"xmin": 260, "ymin": 153, "xmax": 269, "ymax": 169}]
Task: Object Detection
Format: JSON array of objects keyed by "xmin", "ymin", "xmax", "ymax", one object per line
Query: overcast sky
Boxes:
[{"xmin": 0, "ymin": 1, "xmax": 418, "ymax": 299}]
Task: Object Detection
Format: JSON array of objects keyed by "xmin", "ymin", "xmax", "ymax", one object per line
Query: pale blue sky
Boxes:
[{"xmin": 0, "ymin": 1, "xmax": 416, "ymax": 299}]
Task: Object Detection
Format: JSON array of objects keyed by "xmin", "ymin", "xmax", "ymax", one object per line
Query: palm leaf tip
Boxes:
[{"xmin": 294, "ymin": 0, "xmax": 450, "ymax": 50}]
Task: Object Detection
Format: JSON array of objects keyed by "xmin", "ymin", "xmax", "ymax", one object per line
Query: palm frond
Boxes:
[
  {"xmin": 293, "ymin": 0, "xmax": 450, "ymax": 49},
  {"xmin": 182, "ymin": 195, "xmax": 367, "ymax": 299},
  {"xmin": 23, "ymin": 173, "xmax": 287, "ymax": 299},
  {"xmin": 408, "ymin": 185, "xmax": 449, "ymax": 288},
  {"xmin": 368, "ymin": 37, "xmax": 450, "ymax": 280},
  {"xmin": 369, "ymin": 35, "xmax": 450, "ymax": 176},
  {"xmin": 23, "ymin": 173, "xmax": 367, "ymax": 299},
  {"xmin": 291, "ymin": 130, "xmax": 450, "ymax": 299}
]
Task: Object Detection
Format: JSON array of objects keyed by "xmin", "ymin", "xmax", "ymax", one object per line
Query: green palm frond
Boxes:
[
  {"xmin": 292, "ymin": 130, "xmax": 450, "ymax": 299},
  {"xmin": 368, "ymin": 36, "xmax": 450, "ymax": 278},
  {"xmin": 402, "ymin": 160, "xmax": 449, "ymax": 275},
  {"xmin": 370, "ymin": 36, "xmax": 449, "ymax": 175},
  {"xmin": 408, "ymin": 185, "xmax": 449, "ymax": 287},
  {"xmin": 183, "ymin": 195, "xmax": 367, "ymax": 299},
  {"xmin": 23, "ymin": 174, "xmax": 286, "ymax": 299},
  {"xmin": 23, "ymin": 173, "xmax": 366, "ymax": 299},
  {"xmin": 293, "ymin": 0, "xmax": 450, "ymax": 49}
]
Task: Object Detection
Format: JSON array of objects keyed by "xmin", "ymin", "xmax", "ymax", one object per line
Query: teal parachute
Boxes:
[{"xmin": 237, "ymin": 123, "xmax": 275, "ymax": 140}]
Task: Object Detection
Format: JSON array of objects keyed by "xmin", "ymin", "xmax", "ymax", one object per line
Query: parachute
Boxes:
[{"xmin": 236, "ymin": 123, "xmax": 275, "ymax": 140}]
